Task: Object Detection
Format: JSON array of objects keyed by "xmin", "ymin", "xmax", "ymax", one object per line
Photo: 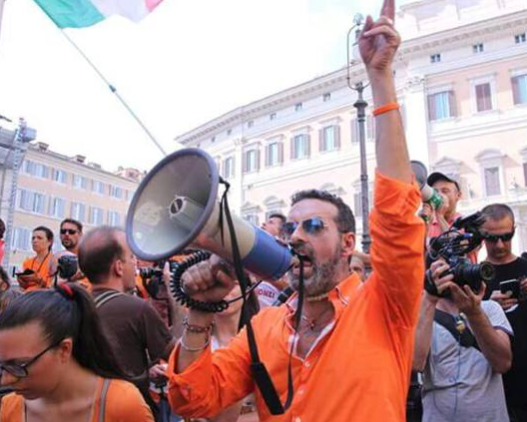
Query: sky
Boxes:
[{"xmin": 0, "ymin": 0, "xmax": 413, "ymax": 172}]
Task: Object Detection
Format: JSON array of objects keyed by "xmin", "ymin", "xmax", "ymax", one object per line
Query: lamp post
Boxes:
[{"xmin": 347, "ymin": 14, "xmax": 371, "ymax": 254}]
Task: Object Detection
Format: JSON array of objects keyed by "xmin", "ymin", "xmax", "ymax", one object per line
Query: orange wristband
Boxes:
[{"xmin": 373, "ymin": 102, "xmax": 400, "ymax": 117}]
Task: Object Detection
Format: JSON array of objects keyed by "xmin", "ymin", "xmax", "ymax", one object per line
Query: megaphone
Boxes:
[
  {"xmin": 125, "ymin": 148, "xmax": 292, "ymax": 281},
  {"xmin": 411, "ymin": 160, "xmax": 443, "ymax": 210}
]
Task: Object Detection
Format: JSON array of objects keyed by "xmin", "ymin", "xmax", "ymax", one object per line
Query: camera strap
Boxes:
[
  {"xmin": 219, "ymin": 178, "xmax": 302, "ymax": 415},
  {"xmin": 434, "ymin": 309, "xmax": 480, "ymax": 351}
]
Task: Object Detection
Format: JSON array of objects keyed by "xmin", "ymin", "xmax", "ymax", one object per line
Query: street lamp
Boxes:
[{"xmin": 347, "ymin": 14, "xmax": 372, "ymax": 254}]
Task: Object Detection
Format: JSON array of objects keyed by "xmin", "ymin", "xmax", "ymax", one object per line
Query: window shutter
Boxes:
[
  {"xmin": 306, "ymin": 134, "xmax": 311, "ymax": 157},
  {"xmin": 512, "ymin": 76, "xmax": 520, "ymax": 105},
  {"xmin": 319, "ymin": 129, "xmax": 325, "ymax": 152},
  {"xmin": 334, "ymin": 125, "xmax": 341, "ymax": 149},
  {"xmin": 448, "ymin": 91, "xmax": 458, "ymax": 117},
  {"xmin": 242, "ymin": 151, "xmax": 247, "ymax": 174},
  {"xmin": 278, "ymin": 142, "xmax": 284, "ymax": 164},
  {"xmin": 351, "ymin": 119, "xmax": 358, "ymax": 144},
  {"xmin": 290, "ymin": 137, "xmax": 296, "ymax": 159},
  {"xmin": 255, "ymin": 150, "xmax": 260, "ymax": 172},
  {"xmin": 366, "ymin": 115, "xmax": 375, "ymax": 141},
  {"xmin": 523, "ymin": 162, "xmax": 527, "ymax": 187},
  {"xmin": 427, "ymin": 95, "xmax": 436, "ymax": 121},
  {"xmin": 265, "ymin": 145, "xmax": 270, "ymax": 167}
]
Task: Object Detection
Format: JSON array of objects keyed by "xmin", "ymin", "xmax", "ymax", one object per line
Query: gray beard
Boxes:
[{"xmin": 289, "ymin": 246, "xmax": 342, "ymax": 297}]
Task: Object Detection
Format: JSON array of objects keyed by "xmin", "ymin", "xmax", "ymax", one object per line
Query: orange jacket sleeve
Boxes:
[
  {"xmin": 167, "ymin": 327, "xmax": 254, "ymax": 419},
  {"xmin": 367, "ymin": 171, "xmax": 426, "ymax": 329}
]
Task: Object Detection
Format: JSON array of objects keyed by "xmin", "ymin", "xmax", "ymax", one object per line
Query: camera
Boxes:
[
  {"xmin": 426, "ymin": 212, "xmax": 495, "ymax": 297},
  {"xmin": 139, "ymin": 261, "xmax": 179, "ymax": 299},
  {"xmin": 57, "ymin": 255, "xmax": 79, "ymax": 280}
]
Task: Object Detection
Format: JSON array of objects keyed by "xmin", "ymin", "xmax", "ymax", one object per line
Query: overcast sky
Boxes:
[{"xmin": 0, "ymin": 0, "xmax": 413, "ymax": 172}]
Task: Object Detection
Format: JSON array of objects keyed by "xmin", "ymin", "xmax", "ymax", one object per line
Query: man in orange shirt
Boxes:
[{"xmin": 166, "ymin": 1, "xmax": 425, "ymax": 420}]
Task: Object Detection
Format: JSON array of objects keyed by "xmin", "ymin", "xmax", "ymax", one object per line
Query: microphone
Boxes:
[{"xmin": 272, "ymin": 286, "xmax": 295, "ymax": 306}]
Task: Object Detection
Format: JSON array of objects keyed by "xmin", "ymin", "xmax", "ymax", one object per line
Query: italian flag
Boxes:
[{"xmin": 33, "ymin": 0, "xmax": 164, "ymax": 28}]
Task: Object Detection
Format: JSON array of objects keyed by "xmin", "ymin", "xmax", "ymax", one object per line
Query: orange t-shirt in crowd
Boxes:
[
  {"xmin": 0, "ymin": 378, "xmax": 154, "ymax": 422},
  {"xmin": 167, "ymin": 171, "xmax": 426, "ymax": 422},
  {"xmin": 21, "ymin": 253, "xmax": 55, "ymax": 292}
]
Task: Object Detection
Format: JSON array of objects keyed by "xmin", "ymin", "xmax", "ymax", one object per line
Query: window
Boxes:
[
  {"xmin": 270, "ymin": 113, "xmax": 277, "ymax": 121},
  {"xmin": 512, "ymin": 74, "xmax": 527, "ymax": 105},
  {"xmin": 484, "ymin": 167, "xmax": 501, "ymax": 196},
  {"xmin": 350, "ymin": 116, "xmax": 375, "ymax": 143},
  {"xmin": 320, "ymin": 125, "xmax": 341, "ymax": 152},
  {"xmin": 353, "ymin": 189, "xmax": 373, "ymax": 219},
  {"xmin": 473, "ymin": 43, "xmax": 484, "ymax": 54},
  {"xmin": 109, "ymin": 185, "xmax": 123, "ymax": 199},
  {"xmin": 16, "ymin": 189, "xmax": 46, "ymax": 214},
  {"xmin": 211, "ymin": 136, "xmax": 216, "ymax": 143},
  {"xmin": 108, "ymin": 211, "xmax": 121, "ymax": 226},
  {"xmin": 430, "ymin": 54, "xmax": 441, "ymax": 63},
  {"xmin": 222, "ymin": 157, "xmax": 235, "ymax": 179},
  {"xmin": 291, "ymin": 134, "xmax": 310, "ymax": 159},
  {"xmin": 295, "ymin": 103, "xmax": 303, "ymax": 112},
  {"xmin": 92, "ymin": 180, "xmax": 106, "ymax": 195},
  {"xmin": 427, "ymin": 91, "xmax": 457, "ymax": 121},
  {"xmin": 475, "ymin": 83, "xmax": 493, "ymax": 112},
  {"xmin": 266, "ymin": 142, "xmax": 283, "ymax": 167},
  {"xmin": 323, "ymin": 93, "xmax": 331, "ymax": 102},
  {"xmin": 11, "ymin": 227, "xmax": 31, "ymax": 251},
  {"xmin": 52, "ymin": 169, "xmax": 67, "ymax": 184},
  {"xmin": 247, "ymin": 120, "xmax": 254, "ymax": 128},
  {"xmin": 515, "ymin": 33, "xmax": 526, "ymax": 44},
  {"xmin": 73, "ymin": 175, "xmax": 88, "ymax": 189},
  {"xmin": 90, "ymin": 207, "xmax": 105, "ymax": 225},
  {"xmin": 243, "ymin": 149, "xmax": 259, "ymax": 173},
  {"xmin": 227, "ymin": 129, "xmax": 232, "ymax": 136},
  {"xmin": 49, "ymin": 197, "xmax": 66, "ymax": 219},
  {"xmin": 71, "ymin": 202, "xmax": 86, "ymax": 222},
  {"xmin": 22, "ymin": 161, "xmax": 48, "ymax": 178}
]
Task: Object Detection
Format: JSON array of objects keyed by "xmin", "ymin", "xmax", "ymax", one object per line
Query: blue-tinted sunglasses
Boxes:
[{"xmin": 283, "ymin": 217, "xmax": 326, "ymax": 237}]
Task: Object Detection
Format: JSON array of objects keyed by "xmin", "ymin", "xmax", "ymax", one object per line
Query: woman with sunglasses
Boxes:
[
  {"xmin": 17, "ymin": 226, "xmax": 57, "ymax": 292},
  {"xmin": 0, "ymin": 283, "xmax": 154, "ymax": 421}
]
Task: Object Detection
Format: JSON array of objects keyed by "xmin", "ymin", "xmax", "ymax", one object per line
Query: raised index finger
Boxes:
[{"xmin": 381, "ymin": 0, "xmax": 395, "ymax": 21}]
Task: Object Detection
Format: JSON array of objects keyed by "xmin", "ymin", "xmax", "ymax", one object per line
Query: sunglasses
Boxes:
[
  {"xmin": 283, "ymin": 217, "xmax": 326, "ymax": 237},
  {"xmin": 0, "ymin": 339, "xmax": 62, "ymax": 380},
  {"xmin": 60, "ymin": 229, "xmax": 78, "ymax": 235},
  {"xmin": 484, "ymin": 232, "xmax": 515, "ymax": 243}
]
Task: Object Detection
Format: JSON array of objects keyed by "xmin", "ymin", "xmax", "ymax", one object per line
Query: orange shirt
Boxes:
[
  {"xmin": 167, "ymin": 171, "xmax": 426, "ymax": 422},
  {"xmin": 21, "ymin": 253, "xmax": 55, "ymax": 291},
  {"xmin": 0, "ymin": 378, "xmax": 154, "ymax": 422}
]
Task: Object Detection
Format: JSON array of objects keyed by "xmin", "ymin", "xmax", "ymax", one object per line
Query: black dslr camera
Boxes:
[
  {"xmin": 57, "ymin": 255, "xmax": 79, "ymax": 280},
  {"xmin": 139, "ymin": 261, "xmax": 178, "ymax": 299},
  {"xmin": 425, "ymin": 212, "xmax": 495, "ymax": 297}
]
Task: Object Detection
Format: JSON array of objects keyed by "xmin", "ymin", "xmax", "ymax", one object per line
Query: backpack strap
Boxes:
[
  {"xmin": 97, "ymin": 379, "xmax": 111, "ymax": 422},
  {"xmin": 94, "ymin": 291, "xmax": 122, "ymax": 309},
  {"xmin": 434, "ymin": 309, "xmax": 480, "ymax": 351}
]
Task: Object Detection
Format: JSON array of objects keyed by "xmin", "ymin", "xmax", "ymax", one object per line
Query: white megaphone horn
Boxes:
[
  {"xmin": 410, "ymin": 160, "xmax": 443, "ymax": 210},
  {"xmin": 125, "ymin": 148, "xmax": 293, "ymax": 281}
]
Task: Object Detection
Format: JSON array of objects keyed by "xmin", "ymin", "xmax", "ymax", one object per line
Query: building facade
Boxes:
[
  {"xmin": 0, "ymin": 139, "xmax": 140, "ymax": 274},
  {"xmin": 174, "ymin": 0, "xmax": 527, "ymax": 254}
]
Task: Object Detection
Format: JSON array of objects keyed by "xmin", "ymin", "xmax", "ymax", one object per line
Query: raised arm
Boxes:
[{"xmin": 359, "ymin": 0, "xmax": 411, "ymax": 183}]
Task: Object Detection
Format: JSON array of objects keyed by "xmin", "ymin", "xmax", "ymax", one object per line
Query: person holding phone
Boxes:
[
  {"xmin": 18, "ymin": 226, "xmax": 57, "ymax": 292},
  {"xmin": 481, "ymin": 203, "xmax": 527, "ymax": 422}
]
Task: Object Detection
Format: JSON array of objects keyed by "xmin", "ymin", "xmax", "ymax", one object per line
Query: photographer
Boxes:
[
  {"xmin": 59, "ymin": 218, "xmax": 90, "ymax": 290},
  {"xmin": 413, "ymin": 258, "xmax": 512, "ymax": 422},
  {"xmin": 481, "ymin": 204, "xmax": 527, "ymax": 422},
  {"xmin": 166, "ymin": 2, "xmax": 426, "ymax": 421}
]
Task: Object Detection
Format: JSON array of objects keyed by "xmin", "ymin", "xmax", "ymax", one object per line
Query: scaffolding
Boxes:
[{"xmin": 0, "ymin": 118, "xmax": 36, "ymax": 269}]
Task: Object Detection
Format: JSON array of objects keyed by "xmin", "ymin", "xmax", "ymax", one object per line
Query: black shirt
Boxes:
[{"xmin": 485, "ymin": 257, "xmax": 527, "ymax": 409}]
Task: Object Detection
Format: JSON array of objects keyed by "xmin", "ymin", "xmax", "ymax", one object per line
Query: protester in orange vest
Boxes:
[{"xmin": 18, "ymin": 226, "xmax": 57, "ymax": 292}]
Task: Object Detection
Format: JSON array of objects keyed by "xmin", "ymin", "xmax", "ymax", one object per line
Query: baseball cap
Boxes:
[{"xmin": 427, "ymin": 172, "xmax": 460, "ymax": 191}]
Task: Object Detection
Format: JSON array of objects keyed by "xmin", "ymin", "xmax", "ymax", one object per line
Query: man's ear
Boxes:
[
  {"xmin": 341, "ymin": 232, "xmax": 356, "ymax": 259},
  {"xmin": 113, "ymin": 259, "xmax": 124, "ymax": 278}
]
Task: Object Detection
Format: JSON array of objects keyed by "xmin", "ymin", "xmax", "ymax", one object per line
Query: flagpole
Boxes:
[{"xmin": 59, "ymin": 29, "xmax": 168, "ymax": 157}]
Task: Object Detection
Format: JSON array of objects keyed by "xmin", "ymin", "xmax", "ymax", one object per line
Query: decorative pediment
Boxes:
[
  {"xmin": 320, "ymin": 183, "xmax": 345, "ymax": 196},
  {"xmin": 241, "ymin": 202, "xmax": 261, "ymax": 213},
  {"xmin": 475, "ymin": 148, "xmax": 504, "ymax": 163},
  {"xmin": 432, "ymin": 156, "xmax": 462, "ymax": 175},
  {"xmin": 263, "ymin": 196, "xmax": 286, "ymax": 208}
]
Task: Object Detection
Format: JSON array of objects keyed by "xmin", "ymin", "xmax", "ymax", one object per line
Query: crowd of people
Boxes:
[{"xmin": 0, "ymin": 1, "xmax": 525, "ymax": 421}]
